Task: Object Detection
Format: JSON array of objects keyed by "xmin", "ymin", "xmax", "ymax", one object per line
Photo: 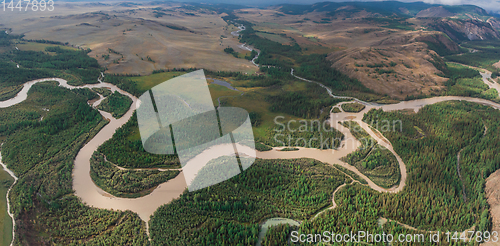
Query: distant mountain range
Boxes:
[
  {"xmin": 61, "ymin": 0, "xmax": 500, "ymax": 40},
  {"xmin": 274, "ymin": 1, "xmax": 500, "ymax": 40},
  {"xmin": 277, "ymin": 1, "xmax": 492, "ymax": 19}
]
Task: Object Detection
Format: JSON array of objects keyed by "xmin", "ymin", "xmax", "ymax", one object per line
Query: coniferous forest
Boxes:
[
  {"xmin": 0, "ymin": 37, "xmax": 149, "ymax": 245},
  {"xmin": 148, "ymin": 101, "xmax": 499, "ymax": 245},
  {"xmin": 1, "ymin": 6, "xmax": 500, "ymax": 245},
  {"xmin": 0, "ymin": 82, "xmax": 150, "ymax": 245},
  {"xmin": 97, "ymin": 90, "xmax": 133, "ymax": 118}
]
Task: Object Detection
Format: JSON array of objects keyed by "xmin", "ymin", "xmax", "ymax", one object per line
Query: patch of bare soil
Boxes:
[
  {"xmin": 483, "ymin": 169, "xmax": 500, "ymax": 245},
  {"xmin": 493, "ymin": 60, "xmax": 500, "ymax": 69}
]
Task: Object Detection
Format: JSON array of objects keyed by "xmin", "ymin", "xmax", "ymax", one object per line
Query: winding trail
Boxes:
[
  {"xmin": 103, "ymin": 155, "xmax": 181, "ymax": 172},
  {"xmin": 455, "ymin": 121, "xmax": 488, "ymax": 204},
  {"xmin": 313, "ymin": 183, "xmax": 347, "ymax": 219}
]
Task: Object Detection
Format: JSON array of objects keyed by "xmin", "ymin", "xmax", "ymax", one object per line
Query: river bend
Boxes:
[{"xmin": 0, "ymin": 68, "xmax": 499, "ymax": 242}]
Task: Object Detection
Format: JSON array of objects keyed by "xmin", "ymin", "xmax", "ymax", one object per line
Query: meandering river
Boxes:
[
  {"xmin": 0, "ymin": 65, "xmax": 499, "ymax": 244},
  {"xmin": 231, "ymin": 24, "xmax": 260, "ymax": 67}
]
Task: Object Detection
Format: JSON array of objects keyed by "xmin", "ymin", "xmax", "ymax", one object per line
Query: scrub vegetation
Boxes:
[
  {"xmin": 441, "ymin": 63, "xmax": 499, "ymax": 101},
  {"xmin": 92, "ymin": 87, "xmax": 112, "ymax": 97}
]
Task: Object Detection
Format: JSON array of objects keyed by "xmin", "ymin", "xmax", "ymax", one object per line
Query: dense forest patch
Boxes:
[
  {"xmin": 97, "ymin": 91, "xmax": 132, "ymax": 118},
  {"xmin": 97, "ymin": 113, "xmax": 180, "ymax": 169},
  {"xmin": 446, "ymin": 40, "xmax": 500, "ymax": 73},
  {"xmin": 90, "ymin": 153, "xmax": 180, "ymax": 198},
  {"xmin": 149, "ymin": 158, "xmax": 349, "ymax": 245},
  {"xmin": 0, "ymin": 40, "xmax": 102, "ymax": 100},
  {"xmin": 440, "ymin": 63, "xmax": 499, "ymax": 102},
  {"xmin": 92, "ymin": 87, "xmax": 112, "ymax": 97},
  {"xmin": 364, "ymin": 101, "xmax": 497, "ymax": 230},
  {"xmin": 341, "ymin": 102, "xmax": 366, "ymax": 112},
  {"xmin": 341, "ymin": 121, "xmax": 401, "ymax": 188},
  {"xmin": 262, "ymin": 224, "xmax": 296, "ymax": 246},
  {"xmin": 0, "ymin": 83, "xmax": 149, "ymax": 245},
  {"xmin": 0, "ymin": 169, "xmax": 14, "ymax": 246},
  {"xmin": 293, "ymin": 101, "xmax": 500, "ymax": 244},
  {"xmin": 149, "ymin": 101, "xmax": 500, "ymax": 245}
]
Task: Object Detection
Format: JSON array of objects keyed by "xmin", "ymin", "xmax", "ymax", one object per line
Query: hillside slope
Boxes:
[
  {"xmin": 263, "ymin": 1, "xmax": 500, "ymax": 98},
  {"xmin": 277, "ymin": 1, "xmax": 500, "ymax": 39}
]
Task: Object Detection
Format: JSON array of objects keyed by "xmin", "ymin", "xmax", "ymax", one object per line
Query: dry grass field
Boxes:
[
  {"xmin": 15, "ymin": 42, "xmax": 79, "ymax": 52},
  {"xmin": 234, "ymin": 8, "xmax": 456, "ymax": 98},
  {"xmin": 328, "ymin": 42, "xmax": 448, "ymax": 98},
  {"xmin": 0, "ymin": 2, "xmax": 258, "ymax": 75},
  {"xmin": 127, "ymin": 71, "xmax": 187, "ymax": 91},
  {"xmin": 0, "ymin": 2, "xmax": 492, "ymax": 96}
]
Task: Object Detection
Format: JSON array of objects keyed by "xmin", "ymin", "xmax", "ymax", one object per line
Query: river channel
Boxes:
[{"xmin": 0, "ymin": 66, "xmax": 500, "ymax": 244}]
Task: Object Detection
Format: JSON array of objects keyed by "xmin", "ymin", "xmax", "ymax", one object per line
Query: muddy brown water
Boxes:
[{"xmin": 1, "ymin": 72, "xmax": 500, "ymax": 241}]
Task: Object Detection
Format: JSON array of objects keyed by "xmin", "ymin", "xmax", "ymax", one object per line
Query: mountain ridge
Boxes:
[{"xmin": 274, "ymin": 1, "xmax": 500, "ymax": 41}]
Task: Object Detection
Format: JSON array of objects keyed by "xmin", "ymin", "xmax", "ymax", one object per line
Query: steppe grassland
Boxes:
[
  {"xmin": 235, "ymin": 9, "xmax": 335, "ymax": 51},
  {"xmin": 237, "ymin": 9, "xmax": 431, "ymax": 50},
  {"xmin": 128, "ymin": 71, "xmax": 187, "ymax": 91},
  {"xmin": 219, "ymin": 78, "xmax": 330, "ymax": 141},
  {"xmin": 236, "ymin": 8, "xmax": 381, "ymax": 48},
  {"xmin": 2, "ymin": 4, "xmax": 258, "ymax": 75},
  {"xmin": 207, "ymin": 83, "xmax": 242, "ymax": 107},
  {"xmin": 15, "ymin": 42, "xmax": 79, "ymax": 52},
  {"xmin": 328, "ymin": 42, "xmax": 449, "ymax": 98},
  {"xmin": 235, "ymin": 9, "xmax": 455, "ymax": 98},
  {"xmin": 255, "ymin": 32, "xmax": 292, "ymax": 45}
]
